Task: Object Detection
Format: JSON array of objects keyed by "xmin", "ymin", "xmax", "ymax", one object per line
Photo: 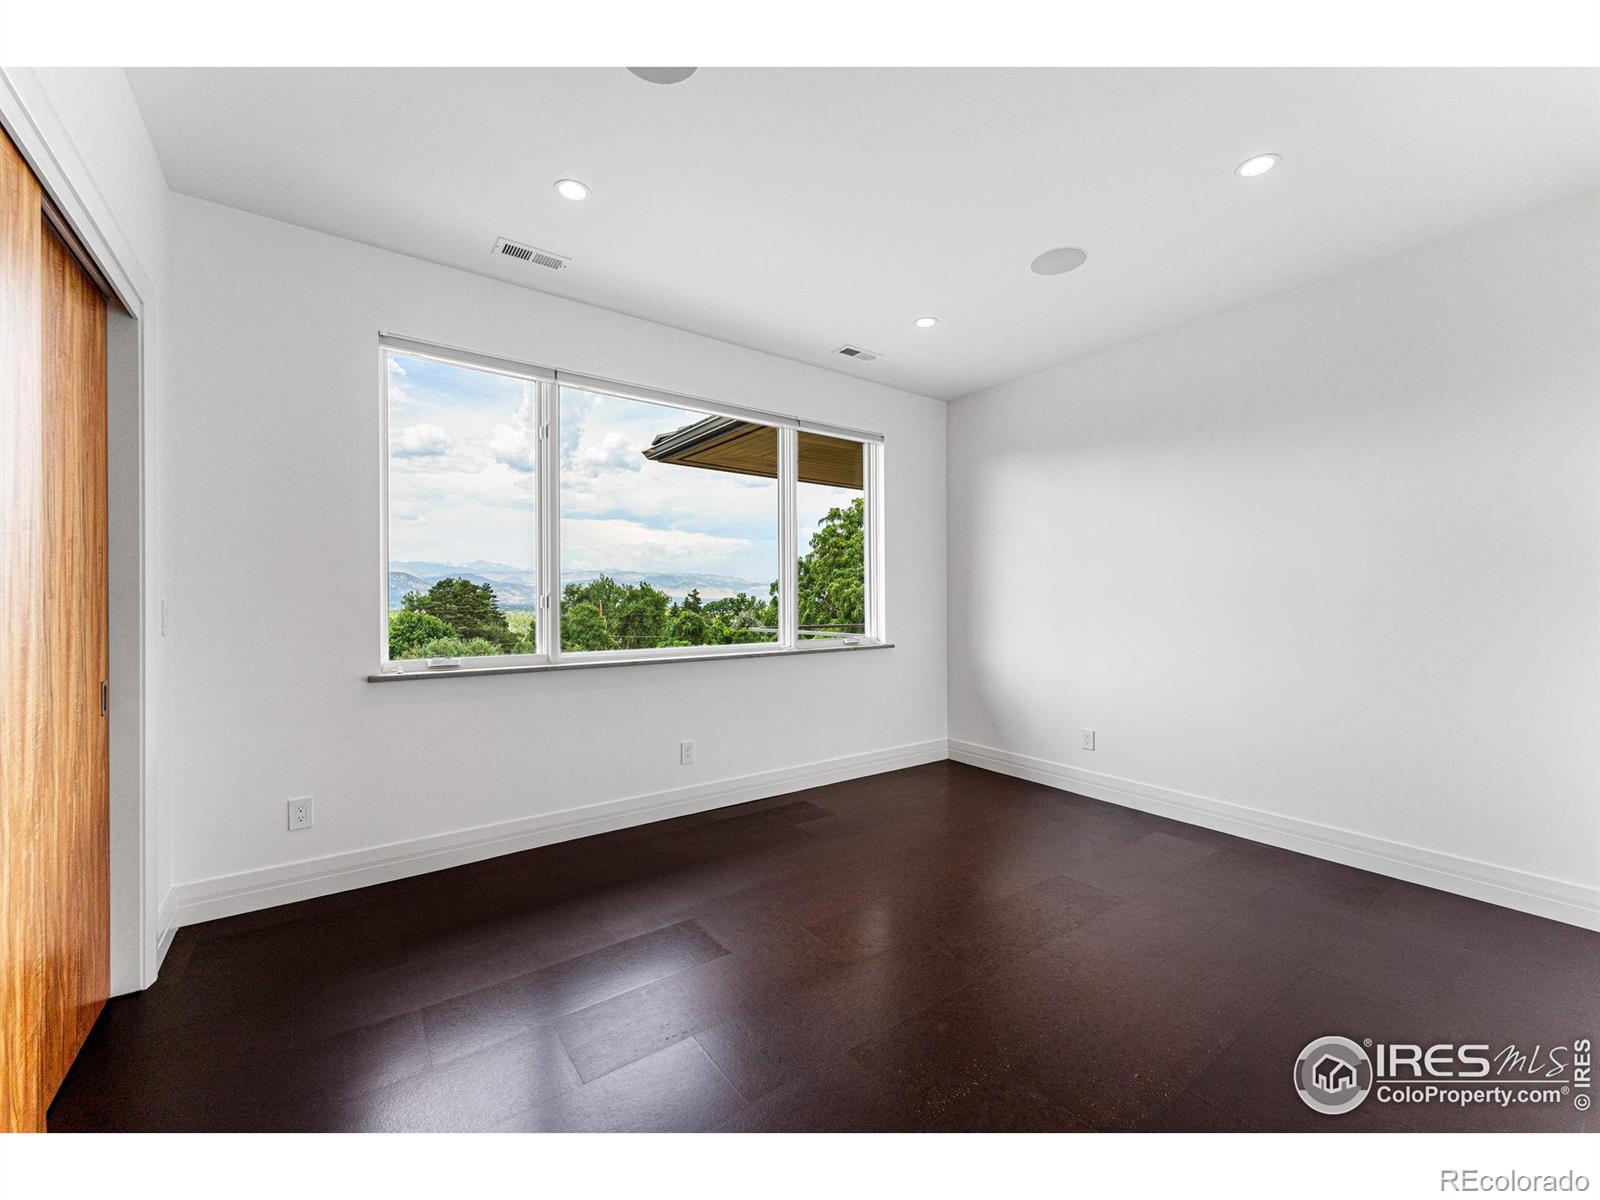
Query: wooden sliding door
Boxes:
[
  {"xmin": 0, "ymin": 129, "xmax": 110, "ymax": 1134},
  {"xmin": 1, "ymin": 122, "xmax": 48, "ymax": 1137},
  {"xmin": 38, "ymin": 211, "xmax": 110, "ymax": 1115}
]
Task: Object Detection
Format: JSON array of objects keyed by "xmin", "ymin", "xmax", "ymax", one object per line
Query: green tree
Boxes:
[
  {"xmin": 670, "ymin": 607, "xmax": 709, "ymax": 647},
  {"xmin": 504, "ymin": 609, "xmax": 537, "ymax": 654},
  {"xmin": 401, "ymin": 635, "xmax": 504, "ymax": 660},
  {"xmin": 797, "ymin": 496, "xmax": 865, "ymax": 633},
  {"xmin": 563, "ymin": 575, "xmax": 628, "ymax": 623},
  {"xmin": 403, "ymin": 576, "xmax": 517, "ymax": 649},
  {"xmin": 561, "ymin": 601, "xmax": 614, "ymax": 652},
  {"xmin": 614, "ymin": 582, "xmax": 670, "ymax": 649},
  {"xmin": 666, "ymin": 588, "xmax": 706, "ymax": 646},
  {"xmin": 388, "ymin": 609, "xmax": 453, "ymax": 658},
  {"xmin": 556, "ymin": 574, "xmax": 794, "ymax": 651},
  {"xmin": 703, "ymin": 592, "xmax": 773, "ymax": 644}
]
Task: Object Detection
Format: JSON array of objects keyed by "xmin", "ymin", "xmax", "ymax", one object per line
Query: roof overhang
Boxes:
[{"xmin": 643, "ymin": 417, "xmax": 863, "ymax": 489}]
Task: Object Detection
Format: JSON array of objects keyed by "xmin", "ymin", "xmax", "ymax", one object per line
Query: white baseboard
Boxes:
[
  {"xmin": 154, "ymin": 892, "xmax": 177, "ymax": 971},
  {"xmin": 949, "ymin": 739, "xmax": 1600, "ymax": 931},
  {"xmin": 118, "ymin": 890, "xmax": 178, "ymax": 997},
  {"xmin": 165, "ymin": 734, "xmax": 1597, "ymax": 942},
  {"xmin": 168, "ymin": 739, "xmax": 949, "ymax": 929}
]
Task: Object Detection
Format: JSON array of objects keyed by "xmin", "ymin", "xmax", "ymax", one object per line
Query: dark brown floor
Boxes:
[{"xmin": 48, "ymin": 762, "xmax": 1599, "ymax": 1132}]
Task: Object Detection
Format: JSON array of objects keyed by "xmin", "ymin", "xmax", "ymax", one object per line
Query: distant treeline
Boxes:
[{"xmin": 389, "ymin": 497, "xmax": 864, "ymax": 659}]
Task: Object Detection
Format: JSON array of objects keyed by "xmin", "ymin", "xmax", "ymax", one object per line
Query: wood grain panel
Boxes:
[
  {"xmin": 0, "ymin": 129, "xmax": 110, "ymax": 1133},
  {"xmin": 797, "ymin": 431, "xmax": 864, "ymax": 491},
  {"xmin": 39, "ymin": 223, "xmax": 109, "ymax": 1105},
  {"xmin": 644, "ymin": 420, "xmax": 864, "ymax": 490},
  {"xmin": 0, "ymin": 128, "xmax": 47, "ymax": 1133}
]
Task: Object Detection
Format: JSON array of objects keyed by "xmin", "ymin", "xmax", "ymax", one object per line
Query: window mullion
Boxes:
[
  {"xmin": 379, "ymin": 344, "xmax": 395, "ymax": 666},
  {"xmin": 867, "ymin": 442, "xmax": 885, "ymax": 642},
  {"xmin": 539, "ymin": 379, "xmax": 562, "ymax": 660},
  {"xmin": 779, "ymin": 425, "xmax": 798, "ymax": 649}
]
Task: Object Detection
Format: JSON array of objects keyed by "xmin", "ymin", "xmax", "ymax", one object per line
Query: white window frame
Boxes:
[{"xmin": 377, "ymin": 334, "xmax": 886, "ymax": 677}]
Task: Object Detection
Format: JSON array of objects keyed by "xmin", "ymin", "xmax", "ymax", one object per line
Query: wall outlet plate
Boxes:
[
  {"xmin": 288, "ymin": 796, "xmax": 315, "ymax": 830},
  {"xmin": 679, "ymin": 740, "xmax": 695, "ymax": 765},
  {"xmin": 1081, "ymin": 729, "xmax": 1096, "ymax": 751}
]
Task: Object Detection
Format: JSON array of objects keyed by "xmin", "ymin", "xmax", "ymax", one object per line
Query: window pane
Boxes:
[
  {"xmin": 797, "ymin": 432, "xmax": 867, "ymax": 640},
  {"xmin": 559, "ymin": 386, "xmax": 779, "ymax": 652},
  {"xmin": 385, "ymin": 352, "xmax": 538, "ymax": 661}
]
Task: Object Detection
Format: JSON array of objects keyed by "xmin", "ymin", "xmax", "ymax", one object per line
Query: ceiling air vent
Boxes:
[
  {"xmin": 834, "ymin": 344, "xmax": 882, "ymax": 363},
  {"xmin": 492, "ymin": 237, "xmax": 571, "ymax": 271}
]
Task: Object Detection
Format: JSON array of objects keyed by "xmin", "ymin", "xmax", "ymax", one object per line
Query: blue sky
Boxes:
[{"xmin": 387, "ymin": 353, "xmax": 854, "ymax": 584}]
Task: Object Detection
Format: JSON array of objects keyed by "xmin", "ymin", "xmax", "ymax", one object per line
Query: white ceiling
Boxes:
[{"xmin": 126, "ymin": 68, "xmax": 1599, "ymax": 401}]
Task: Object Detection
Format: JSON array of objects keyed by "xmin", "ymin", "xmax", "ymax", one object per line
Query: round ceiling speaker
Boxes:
[
  {"xmin": 628, "ymin": 67, "xmax": 698, "ymax": 85},
  {"xmin": 1030, "ymin": 247, "xmax": 1089, "ymax": 276}
]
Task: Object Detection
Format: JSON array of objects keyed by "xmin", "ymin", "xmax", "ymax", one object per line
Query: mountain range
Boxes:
[{"xmin": 388, "ymin": 560, "xmax": 771, "ymax": 610}]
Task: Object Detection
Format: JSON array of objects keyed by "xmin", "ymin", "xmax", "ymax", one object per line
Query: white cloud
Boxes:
[
  {"xmin": 387, "ymin": 376, "xmax": 800, "ymax": 577},
  {"xmin": 391, "ymin": 423, "xmax": 451, "ymax": 458},
  {"xmin": 553, "ymin": 391, "xmax": 782, "ymax": 580},
  {"xmin": 560, "ymin": 397, "xmax": 586, "ymax": 457},
  {"xmin": 489, "ymin": 393, "xmax": 539, "ymax": 473},
  {"xmin": 568, "ymin": 430, "xmax": 642, "ymax": 478},
  {"xmin": 560, "ymin": 517, "xmax": 756, "ymax": 574}
]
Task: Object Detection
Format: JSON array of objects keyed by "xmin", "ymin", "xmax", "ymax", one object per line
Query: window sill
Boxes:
[{"xmin": 367, "ymin": 639, "xmax": 893, "ymax": 682}]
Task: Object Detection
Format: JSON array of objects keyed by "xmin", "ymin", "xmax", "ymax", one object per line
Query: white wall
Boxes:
[
  {"xmin": 948, "ymin": 192, "xmax": 1600, "ymax": 928},
  {"xmin": 163, "ymin": 194, "xmax": 948, "ymax": 922},
  {"xmin": 6, "ymin": 67, "xmax": 175, "ymax": 990}
]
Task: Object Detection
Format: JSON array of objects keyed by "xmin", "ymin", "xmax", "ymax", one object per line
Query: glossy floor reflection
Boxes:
[{"xmin": 48, "ymin": 762, "xmax": 1599, "ymax": 1132}]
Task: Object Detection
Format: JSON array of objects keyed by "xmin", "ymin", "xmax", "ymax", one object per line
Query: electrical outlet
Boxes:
[
  {"xmin": 679, "ymin": 740, "xmax": 695, "ymax": 766},
  {"xmin": 160, "ymin": 600, "xmax": 170, "ymax": 637},
  {"xmin": 1081, "ymin": 728, "xmax": 1096, "ymax": 751},
  {"xmin": 287, "ymin": 796, "xmax": 315, "ymax": 831}
]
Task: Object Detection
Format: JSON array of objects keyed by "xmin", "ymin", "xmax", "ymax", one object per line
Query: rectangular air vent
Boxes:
[
  {"xmin": 492, "ymin": 237, "xmax": 571, "ymax": 271},
  {"xmin": 835, "ymin": 344, "xmax": 881, "ymax": 362}
]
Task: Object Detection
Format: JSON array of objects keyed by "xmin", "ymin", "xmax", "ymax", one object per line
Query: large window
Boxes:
[{"xmin": 380, "ymin": 338, "xmax": 882, "ymax": 673}]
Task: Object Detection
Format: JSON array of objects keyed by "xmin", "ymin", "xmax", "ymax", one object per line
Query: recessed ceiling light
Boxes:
[
  {"xmin": 1030, "ymin": 247, "xmax": 1088, "ymax": 276},
  {"xmin": 554, "ymin": 179, "xmax": 590, "ymax": 201},
  {"xmin": 628, "ymin": 67, "xmax": 697, "ymax": 85},
  {"xmin": 914, "ymin": 316, "xmax": 939, "ymax": 329},
  {"xmin": 1235, "ymin": 153, "xmax": 1280, "ymax": 178}
]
